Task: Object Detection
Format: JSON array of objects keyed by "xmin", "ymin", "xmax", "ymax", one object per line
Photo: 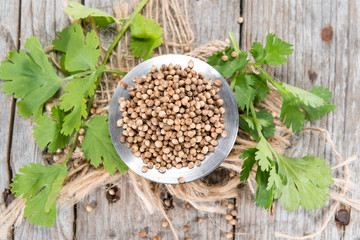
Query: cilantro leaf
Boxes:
[
  {"xmin": 82, "ymin": 115, "xmax": 128, "ymax": 174},
  {"xmin": 250, "ymin": 42, "xmax": 266, "ymax": 63},
  {"xmin": 255, "ymin": 137, "xmax": 274, "ymax": 171},
  {"xmin": 234, "ymin": 73, "xmax": 256, "ymax": 110},
  {"xmin": 247, "ymin": 72, "xmax": 270, "ymax": 103},
  {"xmin": 301, "ymin": 104, "xmax": 336, "ymax": 122},
  {"xmin": 279, "ymin": 93, "xmax": 305, "ymax": 133},
  {"xmin": 11, "ymin": 163, "xmax": 67, "ymax": 226},
  {"xmin": 281, "ymin": 83, "xmax": 326, "ymax": 107},
  {"xmin": 0, "ymin": 37, "xmax": 62, "ymax": 118},
  {"xmin": 239, "ymin": 109, "xmax": 275, "ymax": 140},
  {"xmin": 53, "ymin": 22, "xmax": 100, "ymax": 73},
  {"xmin": 250, "ymin": 33, "xmax": 293, "ymax": 65},
  {"xmin": 254, "ymin": 168, "xmax": 273, "ymax": 209},
  {"xmin": 59, "ymin": 67, "xmax": 104, "ymax": 135},
  {"xmin": 33, "ymin": 106, "xmax": 73, "ymax": 152},
  {"xmin": 269, "ymin": 155, "xmax": 333, "ymax": 211},
  {"xmin": 130, "ymin": 14, "xmax": 163, "ymax": 60},
  {"xmin": 65, "ymin": 1, "xmax": 120, "ymax": 27},
  {"xmin": 278, "ymin": 85, "xmax": 334, "ymax": 132},
  {"xmin": 207, "ymin": 47, "xmax": 248, "ymax": 78},
  {"xmin": 239, "ymin": 147, "xmax": 257, "ymax": 181}
]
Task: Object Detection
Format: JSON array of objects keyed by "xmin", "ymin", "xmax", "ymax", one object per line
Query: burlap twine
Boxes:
[{"xmin": 0, "ymin": 1, "xmax": 359, "ymax": 239}]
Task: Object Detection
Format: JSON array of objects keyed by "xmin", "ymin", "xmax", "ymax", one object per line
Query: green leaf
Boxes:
[
  {"xmin": 250, "ymin": 33, "xmax": 293, "ymax": 65},
  {"xmin": 82, "ymin": 115, "xmax": 128, "ymax": 174},
  {"xmin": 207, "ymin": 46, "xmax": 248, "ymax": 78},
  {"xmin": 234, "ymin": 73, "xmax": 256, "ymax": 111},
  {"xmin": 130, "ymin": 14, "xmax": 163, "ymax": 60},
  {"xmin": 0, "ymin": 37, "xmax": 62, "ymax": 119},
  {"xmin": 11, "ymin": 163, "xmax": 67, "ymax": 227},
  {"xmin": 59, "ymin": 66, "xmax": 104, "ymax": 135},
  {"xmin": 239, "ymin": 147, "xmax": 257, "ymax": 181},
  {"xmin": 33, "ymin": 106, "xmax": 73, "ymax": 152},
  {"xmin": 281, "ymin": 83, "xmax": 326, "ymax": 107},
  {"xmin": 279, "ymin": 93, "xmax": 306, "ymax": 133},
  {"xmin": 53, "ymin": 22, "xmax": 101, "ymax": 73},
  {"xmin": 65, "ymin": 1, "xmax": 120, "ymax": 27},
  {"xmin": 250, "ymin": 42, "xmax": 266, "ymax": 63},
  {"xmin": 277, "ymin": 84, "xmax": 334, "ymax": 132},
  {"xmin": 239, "ymin": 109, "xmax": 275, "ymax": 140},
  {"xmin": 247, "ymin": 72, "xmax": 270, "ymax": 103},
  {"xmin": 255, "ymin": 137, "xmax": 274, "ymax": 171},
  {"xmin": 272, "ymin": 155, "xmax": 333, "ymax": 211},
  {"xmin": 301, "ymin": 104, "xmax": 336, "ymax": 122},
  {"xmin": 254, "ymin": 168, "xmax": 273, "ymax": 209}
]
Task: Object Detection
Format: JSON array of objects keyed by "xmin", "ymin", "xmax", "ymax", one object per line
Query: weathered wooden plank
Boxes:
[
  {"xmin": 237, "ymin": 0, "xmax": 360, "ymax": 239},
  {"xmin": 187, "ymin": 0, "xmax": 241, "ymax": 46},
  {"xmin": 0, "ymin": 1, "xmax": 21, "ymax": 240},
  {"xmin": 75, "ymin": 0, "xmax": 240, "ymax": 239},
  {"xmin": 9, "ymin": 0, "xmax": 74, "ymax": 239}
]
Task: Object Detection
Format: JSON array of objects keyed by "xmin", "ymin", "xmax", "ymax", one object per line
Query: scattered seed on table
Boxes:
[
  {"xmin": 226, "ymin": 232, "xmax": 233, "ymax": 239},
  {"xmin": 183, "ymin": 225, "xmax": 189, "ymax": 232},
  {"xmin": 198, "ymin": 217, "xmax": 204, "ymax": 223},
  {"xmin": 229, "ymin": 171, "xmax": 235, "ymax": 178},
  {"xmin": 238, "ymin": 16, "xmax": 244, "ymax": 24},
  {"xmin": 225, "ymin": 213, "xmax": 233, "ymax": 221},
  {"xmin": 231, "ymin": 209, "xmax": 237, "ymax": 216},
  {"xmin": 139, "ymin": 230, "xmax": 147, "ymax": 238},
  {"xmin": 227, "ymin": 203, "xmax": 234, "ymax": 210},
  {"xmin": 221, "ymin": 200, "xmax": 228, "ymax": 207},
  {"xmin": 164, "ymin": 199, "xmax": 171, "ymax": 207},
  {"xmin": 86, "ymin": 205, "xmax": 93, "ymax": 213},
  {"xmin": 108, "ymin": 189, "xmax": 115, "ymax": 196},
  {"xmin": 230, "ymin": 218, "xmax": 238, "ymax": 225},
  {"xmin": 161, "ymin": 220, "xmax": 169, "ymax": 228},
  {"xmin": 185, "ymin": 203, "xmax": 191, "ymax": 209},
  {"xmin": 153, "ymin": 236, "xmax": 160, "ymax": 240}
]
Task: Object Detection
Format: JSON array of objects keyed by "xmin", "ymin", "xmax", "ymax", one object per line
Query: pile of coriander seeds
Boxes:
[{"xmin": 117, "ymin": 60, "xmax": 227, "ymax": 174}]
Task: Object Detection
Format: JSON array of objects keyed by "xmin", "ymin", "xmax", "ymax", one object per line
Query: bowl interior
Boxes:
[{"xmin": 109, "ymin": 54, "xmax": 238, "ymax": 184}]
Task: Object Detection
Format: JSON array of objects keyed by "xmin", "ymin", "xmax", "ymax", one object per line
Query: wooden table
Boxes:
[{"xmin": 0, "ymin": 0, "xmax": 359, "ymax": 239}]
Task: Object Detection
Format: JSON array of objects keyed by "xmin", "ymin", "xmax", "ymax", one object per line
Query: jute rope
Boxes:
[{"xmin": 0, "ymin": 1, "xmax": 358, "ymax": 239}]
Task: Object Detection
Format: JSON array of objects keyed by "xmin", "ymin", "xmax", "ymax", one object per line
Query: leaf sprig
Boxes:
[
  {"xmin": 0, "ymin": 0, "xmax": 162, "ymax": 227},
  {"xmin": 207, "ymin": 32, "xmax": 334, "ymax": 211}
]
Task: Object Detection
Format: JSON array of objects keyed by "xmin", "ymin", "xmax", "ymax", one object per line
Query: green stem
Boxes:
[
  {"xmin": 62, "ymin": 133, "xmax": 79, "ymax": 166},
  {"xmin": 102, "ymin": 0, "xmax": 149, "ymax": 65},
  {"xmin": 228, "ymin": 32, "xmax": 241, "ymax": 54},
  {"xmin": 249, "ymin": 101, "xmax": 264, "ymax": 137},
  {"xmin": 248, "ymin": 63, "xmax": 285, "ymax": 93},
  {"xmin": 103, "ymin": 69, "xmax": 127, "ymax": 76},
  {"xmin": 250, "ymin": 101, "xmax": 280, "ymax": 162},
  {"xmin": 62, "ymin": 70, "xmax": 94, "ymax": 81}
]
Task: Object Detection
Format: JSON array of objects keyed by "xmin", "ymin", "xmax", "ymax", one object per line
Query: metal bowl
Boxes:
[{"xmin": 109, "ymin": 54, "xmax": 238, "ymax": 184}]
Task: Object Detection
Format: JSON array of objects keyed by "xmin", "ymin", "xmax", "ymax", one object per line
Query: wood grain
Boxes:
[
  {"xmin": 0, "ymin": 1, "xmax": 20, "ymax": 240},
  {"xmin": 0, "ymin": 0, "xmax": 359, "ymax": 239},
  {"xmin": 9, "ymin": 1, "xmax": 74, "ymax": 239},
  {"xmin": 237, "ymin": 0, "xmax": 360, "ymax": 239},
  {"xmin": 75, "ymin": 1, "xmax": 240, "ymax": 239}
]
